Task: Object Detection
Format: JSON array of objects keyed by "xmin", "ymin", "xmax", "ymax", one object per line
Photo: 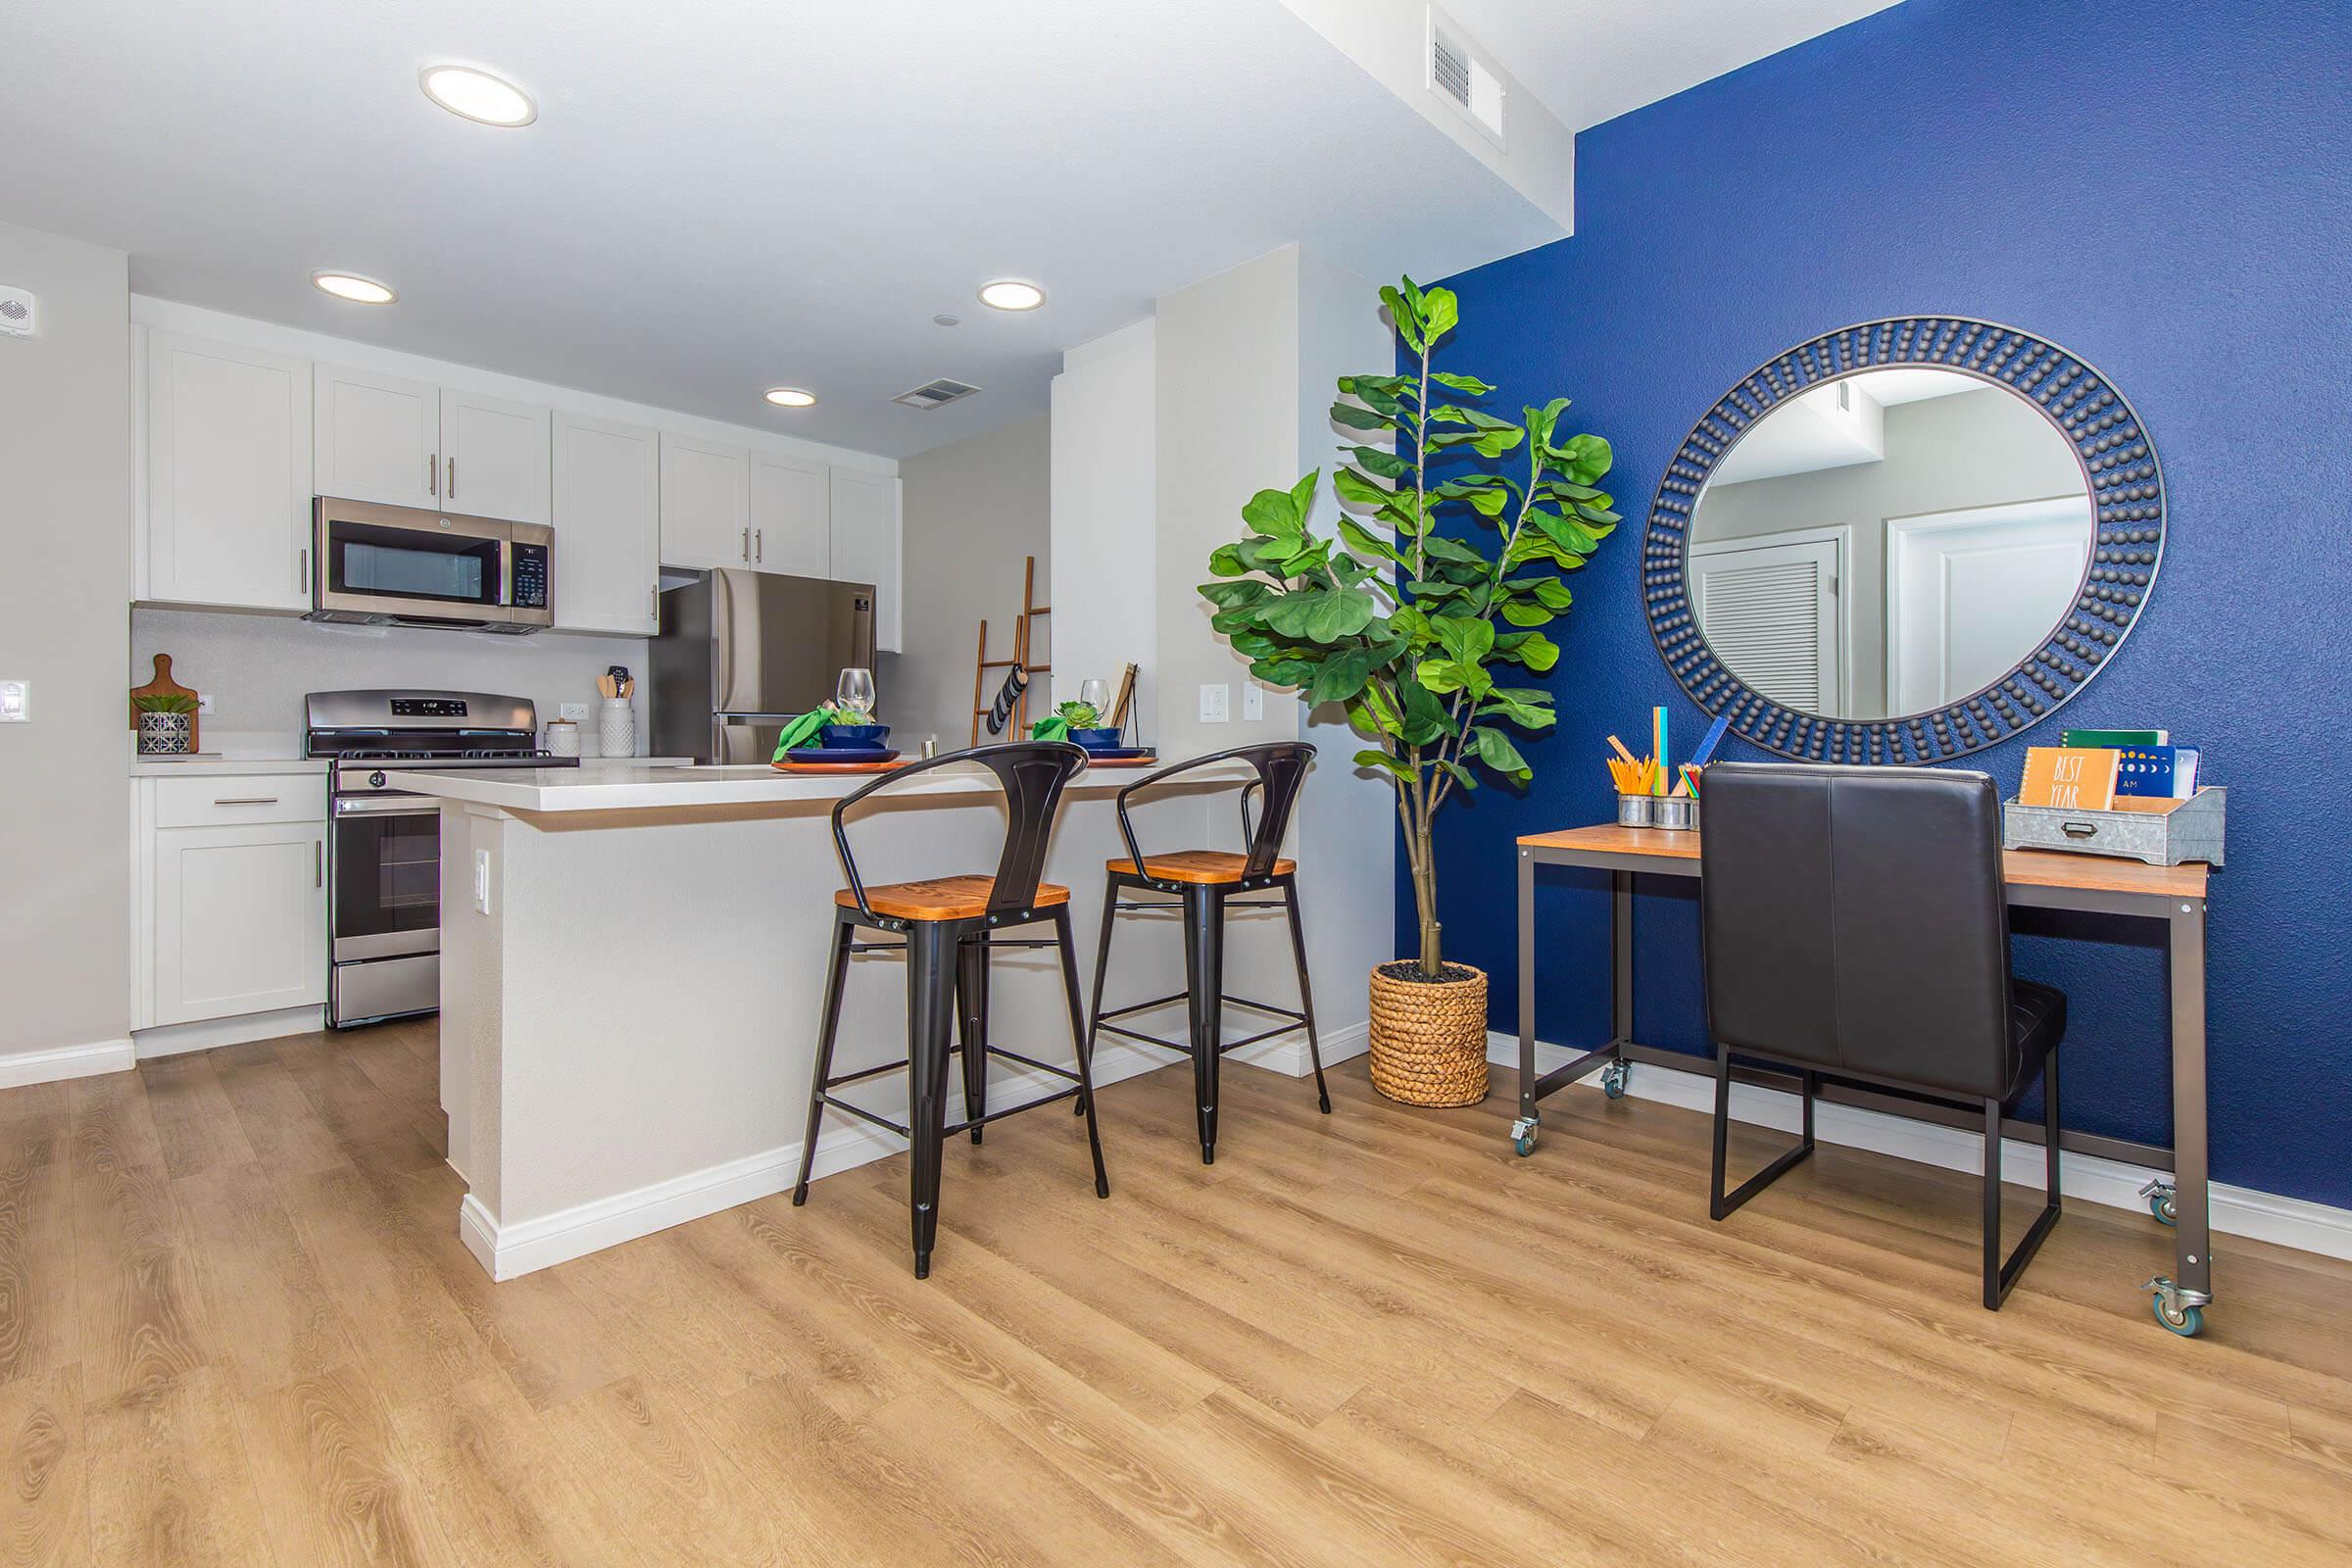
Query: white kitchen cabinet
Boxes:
[
  {"xmin": 660, "ymin": 433, "xmax": 753, "ymax": 570},
  {"xmin": 440, "ymin": 389, "xmax": 552, "ymax": 524},
  {"xmin": 143, "ymin": 330, "xmax": 314, "ymax": 612},
  {"xmin": 828, "ymin": 467, "xmax": 902, "ymax": 652},
  {"xmin": 750, "ymin": 451, "xmax": 831, "ymax": 577},
  {"xmin": 151, "ymin": 820, "xmax": 327, "ymax": 1025},
  {"xmin": 554, "ymin": 412, "xmax": 661, "ymax": 634},
  {"xmin": 314, "ymin": 363, "xmax": 441, "ymax": 509}
]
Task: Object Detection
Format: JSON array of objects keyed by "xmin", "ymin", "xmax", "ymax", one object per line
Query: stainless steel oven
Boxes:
[{"xmin": 311, "ymin": 497, "xmax": 553, "ymax": 633}]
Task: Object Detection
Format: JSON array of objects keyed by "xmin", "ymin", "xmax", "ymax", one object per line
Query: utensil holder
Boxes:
[
  {"xmin": 545, "ymin": 718, "xmax": 581, "ymax": 758},
  {"xmin": 1653, "ymin": 796, "xmax": 1698, "ymax": 832},
  {"xmin": 597, "ymin": 698, "xmax": 635, "ymax": 759},
  {"xmin": 1617, "ymin": 793, "xmax": 1656, "ymax": 828}
]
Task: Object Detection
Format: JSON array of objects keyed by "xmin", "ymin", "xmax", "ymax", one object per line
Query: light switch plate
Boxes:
[
  {"xmin": 1199, "ymin": 682, "xmax": 1230, "ymax": 723},
  {"xmin": 1242, "ymin": 682, "xmax": 1264, "ymax": 721},
  {"xmin": 472, "ymin": 849, "xmax": 492, "ymax": 914},
  {"xmin": 0, "ymin": 679, "xmax": 26, "ymax": 720}
]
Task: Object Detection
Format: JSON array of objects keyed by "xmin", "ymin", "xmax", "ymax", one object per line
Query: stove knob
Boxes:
[{"xmin": 368, "ymin": 770, "xmax": 387, "ymax": 789}]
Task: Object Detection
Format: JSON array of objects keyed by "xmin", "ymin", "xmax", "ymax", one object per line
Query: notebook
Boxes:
[
  {"xmin": 2019, "ymin": 746, "xmax": 2121, "ymax": 810},
  {"xmin": 2060, "ymin": 728, "xmax": 2169, "ymax": 747},
  {"xmin": 2114, "ymin": 745, "xmax": 2200, "ymax": 800}
]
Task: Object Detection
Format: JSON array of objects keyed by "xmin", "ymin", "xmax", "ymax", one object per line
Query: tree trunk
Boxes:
[{"xmin": 1411, "ymin": 822, "xmax": 1442, "ymax": 977}]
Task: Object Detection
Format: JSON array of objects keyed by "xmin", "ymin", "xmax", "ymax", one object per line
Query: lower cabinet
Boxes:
[{"xmin": 150, "ymin": 819, "xmax": 327, "ymax": 1026}]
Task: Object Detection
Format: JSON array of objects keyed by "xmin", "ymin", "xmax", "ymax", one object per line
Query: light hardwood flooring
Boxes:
[{"xmin": 3, "ymin": 1022, "xmax": 2349, "ymax": 1565}]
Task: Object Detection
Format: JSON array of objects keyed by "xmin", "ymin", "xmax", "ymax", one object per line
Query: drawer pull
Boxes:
[
  {"xmin": 212, "ymin": 796, "xmax": 281, "ymax": 807},
  {"xmin": 2060, "ymin": 821, "xmax": 2099, "ymax": 838}
]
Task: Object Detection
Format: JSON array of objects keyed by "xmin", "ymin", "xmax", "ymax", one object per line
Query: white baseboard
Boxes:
[
  {"xmin": 0, "ymin": 1036, "xmax": 135, "ymax": 1090},
  {"xmin": 1229, "ymin": 1018, "xmax": 1370, "ymax": 1078},
  {"xmin": 462, "ymin": 1040, "xmax": 1176, "ymax": 1280},
  {"xmin": 1490, "ymin": 1032, "xmax": 2352, "ymax": 1264},
  {"xmin": 134, "ymin": 1004, "xmax": 324, "ymax": 1060}
]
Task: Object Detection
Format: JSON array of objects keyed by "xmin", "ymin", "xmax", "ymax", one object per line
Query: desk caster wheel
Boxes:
[
  {"xmin": 1509, "ymin": 1116, "xmax": 1539, "ymax": 1157},
  {"xmin": 2138, "ymin": 1178, "xmax": 2178, "ymax": 1227},
  {"xmin": 2152, "ymin": 1296, "xmax": 2203, "ymax": 1337},
  {"xmin": 1601, "ymin": 1060, "xmax": 1631, "ymax": 1101}
]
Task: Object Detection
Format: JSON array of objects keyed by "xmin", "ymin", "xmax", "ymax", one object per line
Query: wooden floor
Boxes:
[{"xmin": 3, "ymin": 1025, "xmax": 2349, "ymax": 1567}]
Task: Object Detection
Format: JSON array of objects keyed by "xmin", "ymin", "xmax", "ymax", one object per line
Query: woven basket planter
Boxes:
[{"xmin": 1366, "ymin": 962, "xmax": 1490, "ymax": 1107}]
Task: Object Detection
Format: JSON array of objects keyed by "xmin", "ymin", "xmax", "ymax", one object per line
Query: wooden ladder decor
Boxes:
[{"xmin": 968, "ymin": 555, "xmax": 1052, "ymax": 746}]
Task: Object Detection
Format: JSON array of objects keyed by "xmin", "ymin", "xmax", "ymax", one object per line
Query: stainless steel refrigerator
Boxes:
[{"xmin": 650, "ymin": 569, "xmax": 876, "ymax": 763}]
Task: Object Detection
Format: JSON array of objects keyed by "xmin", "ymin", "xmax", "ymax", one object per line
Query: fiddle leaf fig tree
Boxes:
[{"xmin": 1199, "ymin": 276, "xmax": 1619, "ymax": 978}]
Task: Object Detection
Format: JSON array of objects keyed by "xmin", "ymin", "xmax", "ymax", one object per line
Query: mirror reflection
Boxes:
[{"xmin": 1687, "ymin": 368, "xmax": 2090, "ymax": 721}]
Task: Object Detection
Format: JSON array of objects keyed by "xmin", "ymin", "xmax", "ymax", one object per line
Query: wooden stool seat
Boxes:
[
  {"xmin": 1105, "ymin": 851, "xmax": 1296, "ymax": 885},
  {"xmin": 837, "ymin": 876, "xmax": 1071, "ymax": 922}
]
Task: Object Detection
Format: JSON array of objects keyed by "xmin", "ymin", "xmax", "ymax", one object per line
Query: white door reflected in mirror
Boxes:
[{"xmin": 1687, "ymin": 368, "xmax": 2090, "ymax": 722}]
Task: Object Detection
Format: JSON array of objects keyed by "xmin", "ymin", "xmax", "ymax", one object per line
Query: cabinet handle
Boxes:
[
  {"xmin": 741, "ymin": 527, "xmax": 750, "ymax": 563},
  {"xmin": 448, "ymin": 457, "xmax": 457, "ymax": 499},
  {"xmin": 429, "ymin": 453, "xmax": 438, "ymax": 496},
  {"xmin": 755, "ymin": 528, "xmax": 763, "ymax": 564},
  {"xmin": 213, "ymin": 796, "xmax": 280, "ymax": 807},
  {"xmin": 298, "ymin": 547, "xmax": 308, "ymax": 592},
  {"xmin": 316, "ymin": 840, "xmax": 324, "ymax": 888}
]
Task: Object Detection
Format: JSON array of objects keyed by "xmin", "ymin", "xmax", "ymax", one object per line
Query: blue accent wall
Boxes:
[{"xmin": 1411, "ymin": 0, "xmax": 2352, "ymax": 1205}]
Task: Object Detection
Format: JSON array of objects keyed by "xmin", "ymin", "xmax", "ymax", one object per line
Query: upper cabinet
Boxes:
[
  {"xmin": 750, "ymin": 451, "xmax": 830, "ymax": 577},
  {"xmin": 314, "ymin": 364, "xmax": 440, "ymax": 510},
  {"xmin": 659, "ymin": 433, "xmax": 752, "ymax": 570},
  {"xmin": 554, "ymin": 413, "xmax": 661, "ymax": 635},
  {"xmin": 441, "ymin": 389, "xmax": 552, "ymax": 524},
  {"xmin": 828, "ymin": 468, "xmax": 902, "ymax": 653},
  {"xmin": 143, "ymin": 331, "xmax": 314, "ymax": 612}
]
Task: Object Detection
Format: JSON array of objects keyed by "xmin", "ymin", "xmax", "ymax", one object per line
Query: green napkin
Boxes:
[{"xmin": 771, "ymin": 709, "xmax": 834, "ymax": 760}]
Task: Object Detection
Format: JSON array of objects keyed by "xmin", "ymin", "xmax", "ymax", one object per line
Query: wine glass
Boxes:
[
  {"xmin": 1079, "ymin": 677, "xmax": 1109, "ymax": 719},
  {"xmin": 835, "ymin": 666, "xmax": 876, "ymax": 722}
]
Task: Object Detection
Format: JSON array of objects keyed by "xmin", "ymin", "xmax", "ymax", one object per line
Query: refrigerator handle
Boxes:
[{"xmin": 711, "ymin": 573, "xmax": 735, "ymax": 712}]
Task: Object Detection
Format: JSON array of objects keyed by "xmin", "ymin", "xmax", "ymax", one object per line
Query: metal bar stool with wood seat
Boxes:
[
  {"xmin": 1085, "ymin": 742, "xmax": 1328, "ymax": 1165},
  {"xmin": 790, "ymin": 740, "xmax": 1106, "ymax": 1279}
]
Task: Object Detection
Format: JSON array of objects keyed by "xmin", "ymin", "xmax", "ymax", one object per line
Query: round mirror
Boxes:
[
  {"xmin": 1644, "ymin": 318, "xmax": 2165, "ymax": 764},
  {"xmin": 1688, "ymin": 368, "xmax": 2091, "ymax": 721}
]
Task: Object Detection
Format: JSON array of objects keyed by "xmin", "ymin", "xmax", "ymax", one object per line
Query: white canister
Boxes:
[
  {"xmin": 597, "ymin": 698, "xmax": 636, "ymax": 759},
  {"xmin": 545, "ymin": 718, "xmax": 581, "ymax": 758}
]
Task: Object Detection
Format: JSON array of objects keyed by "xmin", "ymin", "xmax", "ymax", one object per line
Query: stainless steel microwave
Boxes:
[{"xmin": 310, "ymin": 497, "xmax": 553, "ymax": 634}]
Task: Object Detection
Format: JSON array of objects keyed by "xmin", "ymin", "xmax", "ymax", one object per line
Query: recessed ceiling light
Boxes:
[
  {"xmin": 977, "ymin": 279, "xmax": 1046, "ymax": 312},
  {"xmin": 762, "ymin": 387, "xmax": 817, "ymax": 409},
  {"xmin": 312, "ymin": 271, "xmax": 398, "ymax": 305},
  {"xmin": 418, "ymin": 64, "xmax": 537, "ymax": 127},
  {"xmin": 932, "ymin": 314, "xmax": 960, "ymax": 328}
]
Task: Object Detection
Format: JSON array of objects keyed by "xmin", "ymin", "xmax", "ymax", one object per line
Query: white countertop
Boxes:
[
  {"xmin": 130, "ymin": 754, "xmax": 693, "ymax": 778},
  {"xmin": 383, "ymin": 758, "xmax": 1235, "ymax": 814}
]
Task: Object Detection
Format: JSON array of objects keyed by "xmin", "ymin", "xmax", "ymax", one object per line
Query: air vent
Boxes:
[
  {"xmin": 1428, "ymin": 10, "xmax": 1505, "ymax": 143},
  {"xmin": 893, "ymin": 377, "xmax": 982, "ymax": 411}
]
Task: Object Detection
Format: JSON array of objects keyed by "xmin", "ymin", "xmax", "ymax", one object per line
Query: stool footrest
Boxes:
[
  {"xmin": 815, "ymin": 1083, "xmax": 1086, "ymax": 1144},
  {"xmin": 1097, "ymin": 1015, "xmax": 1306, "ymax": 1055}
]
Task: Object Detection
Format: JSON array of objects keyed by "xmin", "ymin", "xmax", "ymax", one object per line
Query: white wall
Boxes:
[
  {"xmin": 129, "ymin": 610, "xmax": 652, "ymax": 757},
  {"xmin": 1050, "ymin": 319, "xmax": 1156, "ymax": 733},
  {"xmin": 891, "ymin": 415, "xmax": 1051, "ymax": 750},
  {"xmin": 0, "ymin": 221, "xmax": 132, "ymax": 1077}
]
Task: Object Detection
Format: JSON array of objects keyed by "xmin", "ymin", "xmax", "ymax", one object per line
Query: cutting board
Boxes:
[
  {"xmin": 771, "ymin": 758, "xmax": 909, "ymax": 775},
  {"xmin": 128, "ymin": 654, "xmax": 200, "ymax": 751}
]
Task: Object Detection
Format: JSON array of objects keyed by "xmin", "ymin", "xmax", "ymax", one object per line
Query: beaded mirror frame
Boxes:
[{"xmin": 1642, "ymin": 316, "xmax": 2165, "ymax": 763}]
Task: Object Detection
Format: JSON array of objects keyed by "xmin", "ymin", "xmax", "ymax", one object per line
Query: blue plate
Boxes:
[
  {"xmin": 784, "ymin": 747, "xmax": 901, "ymax": 765},
  {"xmin": 1078, "ymin": 746, "xmax": 1155, "ymax": 760}
]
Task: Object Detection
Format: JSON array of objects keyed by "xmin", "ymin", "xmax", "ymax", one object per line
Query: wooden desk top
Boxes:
[{"xmin": 1518, "ymin": 822, "xmax": 2210, "ymax": 900}]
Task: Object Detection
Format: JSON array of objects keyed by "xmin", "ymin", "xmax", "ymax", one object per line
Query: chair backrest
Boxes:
[
  {"xmin": 1697, "ymin": 762, "xmax": 2017, "ymax": 1100},
  {"xmin": 1233, "ymin": 742, "xmax": 1315, "ymax": 877},
  {"xmin": 830, "ymin": 740, "xmax": 1087, "ymax": 919}
]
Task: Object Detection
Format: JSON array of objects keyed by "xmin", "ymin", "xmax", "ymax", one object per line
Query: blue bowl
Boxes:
[
  {"xmin": 1069, "ymin": 727, "xmax": 1123, "ymax": 750},
  {"xmin": 820, "ymin": 723, "xmax": 890, "ymax": 749}
]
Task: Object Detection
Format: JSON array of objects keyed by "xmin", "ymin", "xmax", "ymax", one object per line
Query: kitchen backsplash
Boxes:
[{"xmin": 131, "ymin": 609, "xmax": 650, "ymax": 755}]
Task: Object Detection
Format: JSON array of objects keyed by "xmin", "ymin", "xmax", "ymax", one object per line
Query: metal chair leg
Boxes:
[
  {"xmin": 1709, "ymin": 1047, "xmax": 1815, "ymax": 1221},
  {"xmin": 905, "ymin": 922, "xmax": 958, "ymax": 1279},
  {"xmin": 792, "ymin": 921, "xmax": 855, "ymax": 1206},
  {"xmin": 1054, "ymin": 907, "xmax": 1109, "ymax": 1199},
  {"xmin": 1984, "ymin": 1055, "xmax": 2065, "ymax": 1309},
  {"xmin": 956, "ymin": 936, "xmax": 990, "ymax": 1145},
  {"xmin": 1078, "ymin": 872, "xmax": 1121, "ymax": 1116},
  {"xmin": 1281, "ymin": 879, "xmax": 1330, "ymax": 1114},
  {"xmin": 1181, "ymin": 883, "xmax": 1225, "ymax": 1164}
]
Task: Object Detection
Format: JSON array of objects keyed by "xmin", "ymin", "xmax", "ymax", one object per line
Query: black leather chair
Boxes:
[
  {"xmin": 1698, "ymin": 762, "xmax": 2065, "ymax": 1309},
  {"xmin": 790, "ymin": 741, "xmax": 1107, "ymax": 1279}
]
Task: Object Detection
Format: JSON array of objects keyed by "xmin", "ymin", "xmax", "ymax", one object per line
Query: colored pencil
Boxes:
[{"xmin": 1652, "ymin": 707, "xmax": 1668, "ymax": 795}]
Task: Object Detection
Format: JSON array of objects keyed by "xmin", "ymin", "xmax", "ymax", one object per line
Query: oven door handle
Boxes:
[{"xmin": 332, "ymin": 796, "xmax": 441, "ymax": 817}]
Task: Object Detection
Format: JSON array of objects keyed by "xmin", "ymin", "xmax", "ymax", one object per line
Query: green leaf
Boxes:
[
  {"xmin": 1380, "ymin": 284, "xmax": 1424, "ymax": 353},
  {"xmin": 1241, "ymin": 477, "xmax": 1307, "ymax": 537},
  {"xmin": 1494, "ymin": 630, "xmax": 1559, "ymax": 672},
  {"xmin": 1431, "ymin": 616, "xmax": 1495, "ymax": 665},
  {"xmin": 1352, "ymin": 748, "xmax": 1412, "ymax": 781},
  {"xmin": 1468, "ymin": 727, "xmax": 1532, "ymax": 783},
  {"xmin": 1207, "ymin": 543, "xmax": 1247, "ymax": 578},
  {"xmin": 1427, "ymin": 370, "xmax": 1494, "ymax": 395},
  {"xmin": 1331, "ymin": 466, "xmax": 1391, "ymax": 509},
  {"xmin": 1262, "ymin": 588, "xmax": 1378, "ymax": 644},
  {"xmin": 1290, "ymin": 469, "xmax": 1319, "ymax": 525},
  {"xmin": 1336, "ymin": 516, "xmax": 1400, "ymax": 564},
  {"xmin": 1330, "ymin": 401, "xmax": 1396, "ymax": 433},
  {"xmin": 1438, "ymin": 760, "xmax": 1478, "ymax": 791},
  {"xmin": 1350, "ymin": 444, "xmax": 1410, "ymax": 480},
  {"xmin": 1418, "ymin": 534, "xmax": 1485, "ymax": 567},
  {"xmin": 1199, "ymin": 579, "xmax": 1274, "ymax": 610},
  {"xmin": 1397, "ymin": 677, "xmax": 1450, "ymax": 745},
  {"xmin": 1421, "ymin": 286, "xmax": 1458, "ymax": 343},
  {"xmin": 1498, "ymin": 601, "xmax": 1554, "ymax": 627},
  {"xmin": 1306, "ymin": 644, "xmax": 1388, "ymax": 708},
  {"xmin": 1431, "ymin": 404, "xmax": 1516, "ymax": 431}
]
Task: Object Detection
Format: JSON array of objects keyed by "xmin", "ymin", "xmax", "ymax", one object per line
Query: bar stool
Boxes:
[
  {"xmin": 790, "ymin": 741, "xmax": 1106, "ymax": 1279},
  {"xmin": 1086, "ymin": 743, "xmax": 1328, "ymax": 1164}
]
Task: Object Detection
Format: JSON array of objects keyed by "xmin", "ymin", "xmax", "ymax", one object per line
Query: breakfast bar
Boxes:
[
  {"xmin": 386, "ymin": 760, "xmax": 1252, "ymax": 1280},
  {"xmin": 1512, "ymin": 822, "xmax": 2216, "ymax": 1335}
]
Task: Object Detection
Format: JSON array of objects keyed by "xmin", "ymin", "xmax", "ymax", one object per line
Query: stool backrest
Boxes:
[
  {"xmin": 1698, "ymin": 761, "xmax": 2017, "ymax": 1099},
  {"xmin": 970, "ymin": 741, "xmax": 1090, "ymax": 915},
  {"xmin": 1233, "ymin": 742, "xmax": 1316, "ymax": 877}
]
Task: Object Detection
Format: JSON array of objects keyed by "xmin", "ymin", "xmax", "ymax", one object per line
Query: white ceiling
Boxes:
[
  {"xmin": 1439, "ymin": 0, "xmax": 1903, "ymax": 129},
  {"xmin": 0, "ymin": 1, "xmax": 1892, "ymax": 460}
]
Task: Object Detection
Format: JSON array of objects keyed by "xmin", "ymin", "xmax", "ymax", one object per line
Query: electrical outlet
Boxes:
[
  {"xmin": 196, "ymin": 692, "xmax": 215, "ymax": 715},
  {"xmin": 1242, "ymin": 682, "xmax": 1264, "ymax": 721},
  {"xmin": 1199, "ymin": 682, "xmax": 1230, "ymax": 723},
  {"xmin": 473, "ymin": 849, "xmax": 492, "ymax": 915},
  {"xmin": 558, "ymin": 702, "xmax": 590, "ymax": 723},
  {"xmin": 0, "ymin": 680, "xmax": 25, "ymax": 721}
]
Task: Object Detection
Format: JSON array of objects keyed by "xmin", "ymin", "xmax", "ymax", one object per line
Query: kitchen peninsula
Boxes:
[{"xmin": 387, "ymin": 759, "xmax": 1255, "ymax": 1279}]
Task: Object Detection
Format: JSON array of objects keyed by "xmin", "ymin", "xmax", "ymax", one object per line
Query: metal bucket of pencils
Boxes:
[
  {"xmin": 1617, "ymin": 793, "xmax": 1656, "ymax": 828},
  {"xmin": 1653, "ymin": 796, "xmax": 1697, "ymax": 832}
]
